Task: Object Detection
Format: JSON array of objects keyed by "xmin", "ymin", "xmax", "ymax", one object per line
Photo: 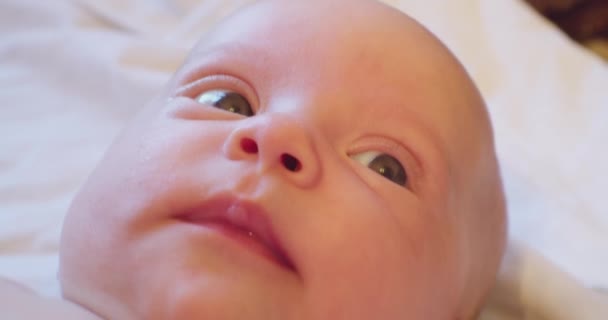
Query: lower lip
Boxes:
[{"xmin": 189, "ymin": 221, "xmax": 294, "ymax": 271}]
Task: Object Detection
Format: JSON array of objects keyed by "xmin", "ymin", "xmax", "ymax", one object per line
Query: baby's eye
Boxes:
[
  {"xmin": 196, "ymin": 90, "xmax": 254, "ymax": 116},
  {"xmin": 351, "ymin": 151, "xmax": 408, "ymax": 187}
]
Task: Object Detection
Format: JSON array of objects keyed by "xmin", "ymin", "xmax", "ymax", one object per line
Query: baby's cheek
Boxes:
[
  {"xmin": 301, "ymin": 213, "xmax": 430, "ymax": 314},
  {"xmin": 369, "ymin": 212, "xmax": 463, "ymax": 311}
]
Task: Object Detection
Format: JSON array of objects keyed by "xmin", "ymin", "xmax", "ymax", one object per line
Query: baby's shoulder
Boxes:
[{"xmin": 0, "ymin": 277, "xmax": 101, "ymax": 320}]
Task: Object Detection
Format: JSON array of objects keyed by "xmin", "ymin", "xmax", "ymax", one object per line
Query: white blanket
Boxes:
[{"xmin": 1, "ymin": 0, "xmax": 607, "ymax": 318}]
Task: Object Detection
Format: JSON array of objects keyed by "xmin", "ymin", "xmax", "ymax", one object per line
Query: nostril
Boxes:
[
  {"xmin": 241, "ymin": 138, "xmax": 258, "ymax": 154},
  {"xmin": 281, "ymin": 153, "xmax": 301, "ymax": 172}
]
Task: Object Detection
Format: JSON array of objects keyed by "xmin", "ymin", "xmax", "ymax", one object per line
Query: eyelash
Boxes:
[{"xmin": 176, "ymin": 74, "xmax": 259, "ymax": 111}]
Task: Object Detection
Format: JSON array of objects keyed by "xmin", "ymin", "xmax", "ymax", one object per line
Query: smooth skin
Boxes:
[{"xmin": 59, "ymin": 1, "xmax": 507, "ymax": 319}]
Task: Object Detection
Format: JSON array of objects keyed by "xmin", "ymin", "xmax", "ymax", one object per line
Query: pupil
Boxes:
[
  {"xmin": 378, "ymin": 166, "xmax": 393, "ymax": 178},
  {"xmin": 369, "ymin": 154, "xmax": 407, "ymax": 186},
  {"xmin": 215, "ymin": 92, "xmax": 253, "ymax": 116}
]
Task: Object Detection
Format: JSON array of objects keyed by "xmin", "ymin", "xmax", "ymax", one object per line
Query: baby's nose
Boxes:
[{"xmin": 222, "ymin": 114, "xmax": 322, "ymax": 188}]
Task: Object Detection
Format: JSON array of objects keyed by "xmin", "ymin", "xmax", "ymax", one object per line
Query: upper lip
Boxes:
[{"xmin": 176, "ymin": 194, "xmax": 295, "ymax": 272}]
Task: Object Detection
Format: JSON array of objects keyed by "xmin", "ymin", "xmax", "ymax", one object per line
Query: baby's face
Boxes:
[{"xmin": 60, "ymin": 1, "xmax": 506, "ymax": 319}]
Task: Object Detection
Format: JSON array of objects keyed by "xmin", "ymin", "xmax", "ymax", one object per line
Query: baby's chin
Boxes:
[
  {"xmin": 60, "ymin": 274, "xmax": 264, "ymax": 320},
  {"xmin": 60, "ymin": 238, "xmax": 299, "ymax": 320},
  {"xmin": 117, "ymin": 278, "xmax": 299, "ymax": 320}
]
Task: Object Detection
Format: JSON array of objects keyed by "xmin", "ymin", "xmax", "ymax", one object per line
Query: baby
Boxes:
[{"xmin": 3, "ymin": 0, "xmax": 508, "ymax": 319}]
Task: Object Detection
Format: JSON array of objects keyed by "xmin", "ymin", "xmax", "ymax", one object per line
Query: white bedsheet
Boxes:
[{"xmin": 1, "ymin": 0, "xmax": 607, "ymax": 318}]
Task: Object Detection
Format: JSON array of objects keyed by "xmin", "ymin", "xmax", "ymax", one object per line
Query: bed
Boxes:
[{"xmin": 1, "ymin": 0, "xmax": 607, "ymax": 319}]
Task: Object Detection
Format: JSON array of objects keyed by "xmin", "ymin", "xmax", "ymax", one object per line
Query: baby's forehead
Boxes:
[
  {"xmin": 191, "ymin": 4, "xmax": 468, "ymax": 100},
  {"xmin": 196, "ymin": 1, "xmax": 450, "ymax": 64}
]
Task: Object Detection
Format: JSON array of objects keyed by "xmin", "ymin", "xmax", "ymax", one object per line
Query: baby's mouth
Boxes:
[{"xmin": 176, "ymin": 196, "xmax": 295, "ymax": 272}]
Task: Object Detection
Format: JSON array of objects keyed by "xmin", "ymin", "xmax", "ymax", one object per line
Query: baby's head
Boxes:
[{"xmin": 59, "ymin": 1, "xmax": 506, "ymax": 319}]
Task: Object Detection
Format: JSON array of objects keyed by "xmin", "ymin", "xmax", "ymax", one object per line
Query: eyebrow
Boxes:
[
  {"xmin": 177, "ymin": 42, "xmax": 273, "ymax": 87},
  {"xmin": 379, "ymin": 113, "xmax": 439, "ymax": 178}
]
